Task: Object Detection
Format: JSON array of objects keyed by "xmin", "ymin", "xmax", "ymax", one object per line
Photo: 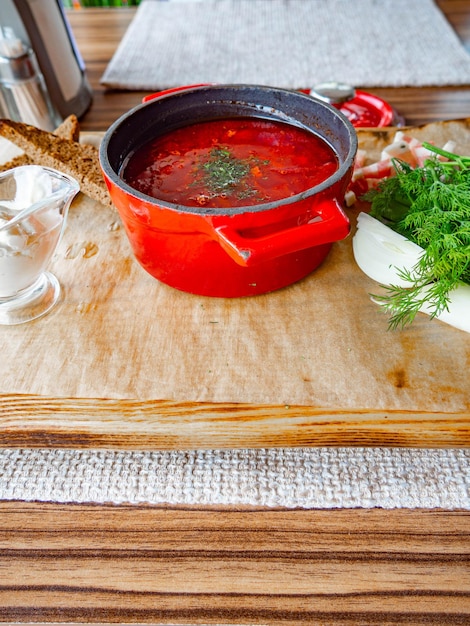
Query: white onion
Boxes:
[
  {"xmin": 352, "ymin": 212, "xmax": 470, "ymax": 333},
  {"xmin": 420, "ymin": 283, "xmax": 470, "ymax": 333},
  {"xmin": 352, "ymin": 212, "xmax": 424, "ymax": 286}
]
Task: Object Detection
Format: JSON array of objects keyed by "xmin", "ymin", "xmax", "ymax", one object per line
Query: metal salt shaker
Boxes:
[{"xmin": 0, "ymin": 26, "xmax": 61, "ymax": 131}]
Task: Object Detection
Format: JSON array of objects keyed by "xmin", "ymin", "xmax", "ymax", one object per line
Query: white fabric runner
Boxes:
[
  {"xmin": 101, "ymin": 0, "xmax": 470, "ymax": 90},
  {"xmin": 1, "ymin": 447, "xmax": 469, "ymax": 509}
]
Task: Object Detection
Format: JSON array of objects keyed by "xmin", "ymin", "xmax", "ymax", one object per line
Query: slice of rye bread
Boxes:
[
  {"xmin": 0, "ymin": 117, "xmax": 112, "ymax": 207},
  {"xmin": 0, "ymin": 115, "xmax": 81, "ymax": 173},
  {"xmin": 56, "ymin": 114, "xmax": 81, "ymax": 143}
]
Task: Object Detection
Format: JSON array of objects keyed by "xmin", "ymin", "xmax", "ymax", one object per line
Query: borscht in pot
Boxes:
[
  {"xmin": 123, "ymin": 117, "xmax": 339, "ymax": 210},
  {"xmin": 100, "ymin": 84, "xmax": 357, "ymax": 297}
]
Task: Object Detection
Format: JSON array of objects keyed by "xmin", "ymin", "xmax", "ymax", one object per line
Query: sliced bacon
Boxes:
[
  {"xmin": 347, "ymin": 134, "xmax": 458, "ymax": 204},
  {"xmin": 352, "ymin": 158, "xmax": 394, "ymax": 181}
]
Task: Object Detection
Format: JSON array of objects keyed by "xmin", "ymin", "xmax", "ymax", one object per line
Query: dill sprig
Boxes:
[
  {"xmin": 366, "ymin": 143, "xmax": 470, "ymax": 329},
  {"xmin": 201, "ymin": 148, "xmax": 251, "ymax": 193}
]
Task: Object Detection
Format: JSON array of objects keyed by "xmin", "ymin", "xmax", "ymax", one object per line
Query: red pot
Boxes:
[{"xmin": 100, "ymin": 84, "xmax": 357, "ymax": 297}]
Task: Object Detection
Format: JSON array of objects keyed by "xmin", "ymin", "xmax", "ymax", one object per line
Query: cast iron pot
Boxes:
[{"xmin": 100, "ymin": 84, "xmax": 358, "ymax": 297}]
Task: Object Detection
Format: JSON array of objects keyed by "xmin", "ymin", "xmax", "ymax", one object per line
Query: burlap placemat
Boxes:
[
  {"xmin": 101, "ymin": 0, "xmax": 470, "ymax": 90},
  {"xmin": 1, "ymin": 448, "xmax": 469, "ymax": 509}
]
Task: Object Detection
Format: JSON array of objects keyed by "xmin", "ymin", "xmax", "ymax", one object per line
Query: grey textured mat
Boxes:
[
  {"xmin": 1, "ymin": 448, "xmax": 469, "ymax": 509},
  {"xmin": 101, "ymin": 0, "xmax": 470, "ymax": 90}
]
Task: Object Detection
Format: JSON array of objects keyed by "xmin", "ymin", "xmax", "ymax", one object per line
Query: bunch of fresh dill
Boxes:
[{"xmin": 365, "ymin": 143, "xmax": 470, "ymax": 329}]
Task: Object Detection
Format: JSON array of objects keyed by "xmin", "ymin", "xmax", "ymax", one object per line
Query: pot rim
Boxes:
[{"xmin": 100, "ymin": 83, "xmax": 358, "ymax": 217}]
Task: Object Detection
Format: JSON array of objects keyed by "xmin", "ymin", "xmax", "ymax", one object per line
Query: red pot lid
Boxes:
[
  {"xmin": 305, "ymin": 83, "xmax": 396, "ymax": 128},
  {"xmin": 338, "ymin": 90, "xmax": 395, "ymax": 127}
]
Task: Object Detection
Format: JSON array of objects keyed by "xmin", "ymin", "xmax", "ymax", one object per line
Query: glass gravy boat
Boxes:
[{"xmin": 0, "ymin": 165, "xmax": 79, "ymax": 325}]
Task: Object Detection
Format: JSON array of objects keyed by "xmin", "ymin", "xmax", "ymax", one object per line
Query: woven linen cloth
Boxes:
[
  {"xmin": 100, "ymin": 0, "xmax": 470, "ymax": 90},
  {"xmin": 1, "ymin": 447, "xmax": 469, "ymax": 509}
]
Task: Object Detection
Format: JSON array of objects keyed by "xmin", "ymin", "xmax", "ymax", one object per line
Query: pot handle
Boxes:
[
  {"xmin": 142, "ymin": 84, "xmax": 212, "ymax": 103},
  {"xmin": 213, "ymin": 198, "xmax": 350, "ymax": 267}
]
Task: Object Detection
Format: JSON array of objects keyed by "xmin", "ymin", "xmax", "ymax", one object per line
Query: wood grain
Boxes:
[
  {"xmin": 1, "ymin": 7, "xmax": 469, "ymax": 625},
  {"xmin": 1, "ymin": 396, "xmax": 469, "ymax": 449},
  {"xmin": 0, "ymin": 502, "xmax": 469, "ymax": 625}
]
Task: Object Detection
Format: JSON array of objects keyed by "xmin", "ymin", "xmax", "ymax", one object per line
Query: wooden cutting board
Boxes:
[{"xmin": 0, "ymin": 127, "xmax": 469, "ymax": 449}]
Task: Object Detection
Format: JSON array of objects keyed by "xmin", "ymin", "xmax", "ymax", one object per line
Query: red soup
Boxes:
[{"xmin": 121, "ymin": 117, "xmax": 339, "ymax": 209}]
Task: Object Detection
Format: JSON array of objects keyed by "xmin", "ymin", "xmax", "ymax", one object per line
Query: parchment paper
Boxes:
[{"xmin": 1, "ymin": 122, "xmax": 469, "ymax": 413}]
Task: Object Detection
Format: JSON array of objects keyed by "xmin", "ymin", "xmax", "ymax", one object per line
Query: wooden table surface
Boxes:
[{"xmin": 1, "ymin": 2, "xmax": 469, "ymax": 624}]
